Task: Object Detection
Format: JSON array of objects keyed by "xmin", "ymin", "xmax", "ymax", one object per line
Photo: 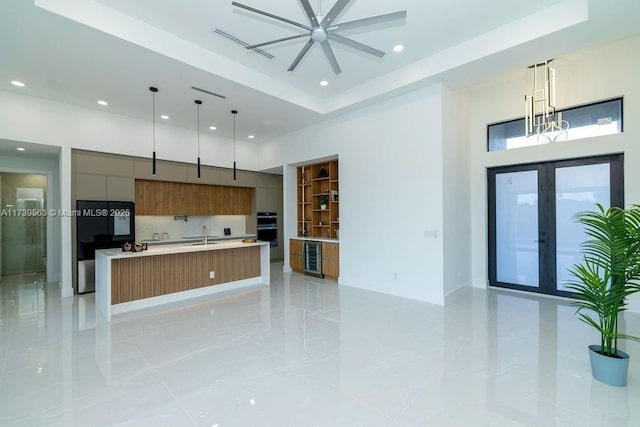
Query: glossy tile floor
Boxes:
[{"xmin": 1, "ymin": 266, "xmax": 639, "ymax": 426}]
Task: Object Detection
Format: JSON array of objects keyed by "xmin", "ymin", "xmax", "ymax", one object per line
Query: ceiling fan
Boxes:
[{"xmin": 231, "ymin": 0, "xmax": 407, "ymax": 74}]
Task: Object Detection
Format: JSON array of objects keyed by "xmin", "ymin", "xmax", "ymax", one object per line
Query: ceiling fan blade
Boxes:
[
  {"xmin": 246, "ymin": 33, "xmax": 310, "ymax": 50},
  {"xmin": 232, "ymin": 1, "xmax": 312, "ymax": 32},
  {"xmin": 329, "ymin": 33, "xmax": 385, "ymax": 57},
  {"xmin": 299, "ymin": 0, "xmax": 319, "ymax": 27},
  {"xmin": 328, "ymin": 10, "xmax": 407, "ymax": 32},
  {"xmin": 321, "ymin": 0, "xmax": 351, "ymax": 27},
  {"xmin": 288, "ymin": 39, "xmax": 315, "ymax": 72},
  {"xmin": 320, "ymin": 40, "xmax": 342, "ymax": 74}
]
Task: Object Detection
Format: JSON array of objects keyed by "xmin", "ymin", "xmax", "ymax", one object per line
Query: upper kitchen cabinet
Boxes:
[
  {"xmin": 75, "ymin": 151, "xmax": 134, "ymax": 177},
  {"xmin": 135, "ymin": 179, "xmax": 252, "ymax": 216},
  {"xmin": 134, "ymin": 158, "xmax": 188, "ymax": 182},
  {"xmin": 186, "ymin": 164, "xmax": 222, "ymax": 184},
  {"xmin": 256, "ymin": 173, "xmax": 282, "ymax": 189},
  {"xmin": 218, "ymin": 167, "xmax": 257, "ymax": 188}
]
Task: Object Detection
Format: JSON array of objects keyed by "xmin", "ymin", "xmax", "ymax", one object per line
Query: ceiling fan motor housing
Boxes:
[{"xmin": 311, "ymin": 28, "xmax": 328, "ymax": 42}]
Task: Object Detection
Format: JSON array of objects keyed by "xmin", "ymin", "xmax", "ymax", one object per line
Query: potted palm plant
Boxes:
[{"xmin": 566, "ymin": 204, "xmax": 640, "ymax": 387}]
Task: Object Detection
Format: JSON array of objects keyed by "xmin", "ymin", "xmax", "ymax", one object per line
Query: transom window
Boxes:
[{"xmin": 487, "ymin": 98, "xmax": 623, "ymax": 152}]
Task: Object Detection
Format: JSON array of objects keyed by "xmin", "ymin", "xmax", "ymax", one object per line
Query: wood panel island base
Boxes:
[{"xmin": 95, "ymin": 241, "xmax": 270, "ymax": 320}]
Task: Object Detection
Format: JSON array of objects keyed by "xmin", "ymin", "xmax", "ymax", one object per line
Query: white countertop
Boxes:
[
  {"xmin": 290, "ymin": 237, "xmax": 339, "ymax": 243},
  {"xmin": 145, "ymin": 234, "xmax": 256, "ymax": 245},
  {"xmin": 96, "ymin": 239, "xmax": 267, "ymax": 260}
]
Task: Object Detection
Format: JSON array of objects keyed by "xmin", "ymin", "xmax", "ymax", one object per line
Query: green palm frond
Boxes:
[{"xmin": 565, "ymin": 203, "xmax": 640, "ymax": 357}]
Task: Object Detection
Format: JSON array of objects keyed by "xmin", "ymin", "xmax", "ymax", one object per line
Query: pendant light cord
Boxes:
[
  {"xmin": 150, "ymin": 86, "xmax": 158, "ymax": 175},
  {"xmin": 231, "ymin": 110, "xmax": 238, "ymax": 181},
  {"xmin": 197, "ymin": 102, "xmax": 200, "ymax": 156},
  {"xmin": 152, "ymin": 91, "xmax": 156, "ymax": 151}
]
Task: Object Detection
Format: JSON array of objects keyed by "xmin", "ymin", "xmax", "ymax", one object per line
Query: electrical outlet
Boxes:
[
  {"xmin": 424, "ymin": 229, "xmax": 438, "ymax": 238},
  {"xmin": 209, "ymin": 271, "xmax": 215, "ymax": 279}
]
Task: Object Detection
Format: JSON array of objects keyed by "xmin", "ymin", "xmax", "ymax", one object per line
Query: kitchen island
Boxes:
[{"xmin": 95, "ymin": 240, "xmax": 270, "ymax": 320}]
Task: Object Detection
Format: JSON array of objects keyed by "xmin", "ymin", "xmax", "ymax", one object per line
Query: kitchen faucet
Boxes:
[{"xmin": 202, "ymin": 225, "xmax": 208, "ymax": 245}]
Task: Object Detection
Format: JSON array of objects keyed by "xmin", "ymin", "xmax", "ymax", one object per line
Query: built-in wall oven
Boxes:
[{"xmin": 257, "ymin": 212, "xmax": 278, "ymax": 247}]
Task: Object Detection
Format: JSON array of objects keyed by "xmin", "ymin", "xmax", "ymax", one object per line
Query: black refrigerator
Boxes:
[{"xmin": 76, "ymin": 200, "xmax": 135, "ymax": 293}]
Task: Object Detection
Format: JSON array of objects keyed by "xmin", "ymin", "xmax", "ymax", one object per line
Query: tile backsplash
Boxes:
[{"xmin": 135, "ymin": 215, "xmax": 247, "ymax": 241}]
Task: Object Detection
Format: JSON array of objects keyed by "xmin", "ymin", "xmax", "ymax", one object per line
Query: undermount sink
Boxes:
[{"xmin": 190, "ymin": 242, "xmax": 216, "ymax": 246}]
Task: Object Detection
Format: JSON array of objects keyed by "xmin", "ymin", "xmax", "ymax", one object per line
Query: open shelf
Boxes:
[{"xmin": 297, "ymin": 159, "xmax": 339, "ymax": 238}]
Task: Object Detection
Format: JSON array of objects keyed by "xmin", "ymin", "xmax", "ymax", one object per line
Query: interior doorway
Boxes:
[
  {"xmin": 1, "ymin": 173, "xmax": 48, "ymax": 278},
  {"xmin": 487, "ymin": 154, "xmax": 624, "ymax": 297}
]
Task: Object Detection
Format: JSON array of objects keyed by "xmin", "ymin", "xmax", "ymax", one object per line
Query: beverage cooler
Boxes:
[{"xmin": 303, "ymin": 240, "xmax": 323, "ymax": 277}]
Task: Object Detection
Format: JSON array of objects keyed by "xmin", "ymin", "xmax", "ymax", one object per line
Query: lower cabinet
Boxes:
[
  {"xmin": 290, "ymin": 239, "xmax": 303, "ymax": 272},
  {"xmin": 289, "ymin": 239, "xmax": 339, "ymax": 279},
  {"xmin": 322, "ymin": 242, "xmax": 339, "ymax": 279}
]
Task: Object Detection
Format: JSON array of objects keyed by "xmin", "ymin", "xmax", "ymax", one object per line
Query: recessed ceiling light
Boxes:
[
  {"xmin": 161, "ymin": 115, "xmax": 169, "ymax": 120},
  {"xmin": 248, "ymin": 135, "xmax": 255, "ymax": 139},
  {"xmin": 17, "ymin": 147, "xmax": 25, "ymax": 151},
  {"xmin": 320, "ymin": 80, "xmax": 329, "ymax": 86},
  {"xmin": 11, "ymin": 80, "xmax": 25, "ymax": 87},
  {"xmin": 393, "ymin": 44, "xmax": 404, "ymax": 53},
  {"xmin": 97, "ymin": 100, "xmax": 108, "ymax": 106},
  {"xmin": 209, "ymin": 126, "xmax": 217, "ymax": 130}
]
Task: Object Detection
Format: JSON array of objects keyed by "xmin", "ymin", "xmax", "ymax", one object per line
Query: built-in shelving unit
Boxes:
[{"xmin": 297, "ymin": 159, "xmax": 339, "ymax": 239}]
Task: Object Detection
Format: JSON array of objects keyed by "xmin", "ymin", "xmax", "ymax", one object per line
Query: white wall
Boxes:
[
  {"xmin": 466, "ymin": 34, "xmax": 640, "ymax": 312},
  {"xmin": 0, "ymin": 90, "xmax": 259, "ymax": 296},
  {"xmin": 260, "ymin": 84, "xmax": 448, "ymax": 305},
  {"xmin": 441, "ymin": 86, "xmax": 472, "ymax": 299},
  {"xmin": 0, "ymin": 91, "xmax": 258, "ymax": 170}
]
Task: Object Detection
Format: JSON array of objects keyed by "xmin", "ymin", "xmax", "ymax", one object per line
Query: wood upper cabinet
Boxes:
[{"xmin": 135, "ymin": 179, "xmax": 253, "ymax": 215}]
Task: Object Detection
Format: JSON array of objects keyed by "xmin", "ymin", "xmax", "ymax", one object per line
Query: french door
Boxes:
[{"xmin": 488, "ymin": 154, "xmax": 624, "ymax": 297}]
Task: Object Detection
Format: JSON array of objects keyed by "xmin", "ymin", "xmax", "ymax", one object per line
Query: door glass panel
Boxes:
[
  {"xmin": 496, "ymin": 170, "xmax": 539, "ymax": 287},
  {"xmin": 555, "ymin": 163, "xmax": 610, "ymax": 292}
]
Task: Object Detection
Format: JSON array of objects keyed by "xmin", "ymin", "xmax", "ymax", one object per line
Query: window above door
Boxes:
[{"xmin": 487, "ymin": 98, "xmax": 623, "ymax": 152}]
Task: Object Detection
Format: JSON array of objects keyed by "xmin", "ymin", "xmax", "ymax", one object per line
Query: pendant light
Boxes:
[
  {"xmin": 231, "ymin": 109, "xmax": 238, "ymax": 181},
  {"xmin": 149, "ymin": 86, "xmax": 158, "ymax": 175},
  {"xmin": 195, "ymin": 99, "xmax": 202, "ymax": 179}
]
